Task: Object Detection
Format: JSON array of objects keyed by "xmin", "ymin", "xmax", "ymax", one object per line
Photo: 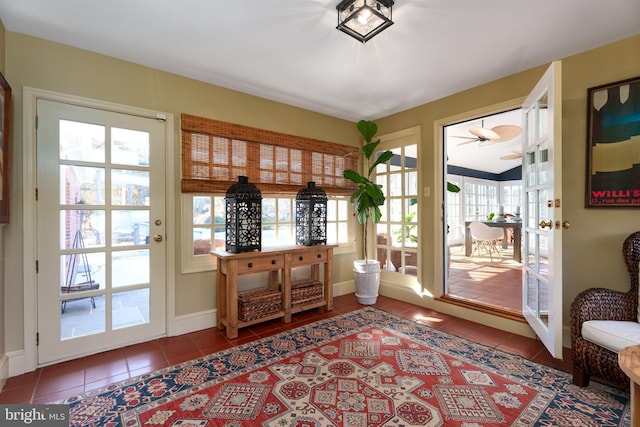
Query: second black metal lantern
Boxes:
[
  {"xmin": 295, "ymin": 182, "xmax": 328, "ymax": 246},
  {"xmin": 225, "ymin": 176, "xmax": 262, "ymax": 253}
]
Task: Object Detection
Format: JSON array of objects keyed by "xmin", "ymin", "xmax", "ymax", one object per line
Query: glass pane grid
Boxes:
[
  {"xmin": 57, "ymin": 119, "xmax": 154, "ymax": 343},
  {"xmin": 375, "ymin": 144, "xmax": 418, "ymax": 276}
]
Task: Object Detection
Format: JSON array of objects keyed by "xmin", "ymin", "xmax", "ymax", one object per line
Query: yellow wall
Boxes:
[
  {"xmin": 377, "ymin": 34, "xmax": 640, "ymax": 334},
  {"xmin": 3, "ymin": 32, "xmax": 359, "ymax": 354},
  {"xmin": 2, "ymin": 27, "xmax": 640, "ymax": 359}
]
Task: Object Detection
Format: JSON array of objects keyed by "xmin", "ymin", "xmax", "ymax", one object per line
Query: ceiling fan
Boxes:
[
  {"xmin": 500, "ymin": 150, "xmax": 523, "ymax": 160},
  {"xmin": 453, "ymin": 124, "xmax": 522, "ymax": 146}
]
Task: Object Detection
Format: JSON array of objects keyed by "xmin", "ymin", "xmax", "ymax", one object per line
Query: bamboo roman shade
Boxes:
[{"xmin": 181, "ymin": 114, "xmax": 358, "ymax": 195}]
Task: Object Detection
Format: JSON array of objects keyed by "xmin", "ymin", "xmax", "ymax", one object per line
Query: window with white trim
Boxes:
[
  {"xmin": 181, "ymin": 194, "xmax": 352, "ymax": 273},
  {"xmin": 375, "ymin": 142, "xmax": 419, "ymax": 276},
  {"xmin": 464, "ymin": 178, "xmax": 499, "ymax": 221},
  {"xmin": 180, "ymin": 115, "xmax": 359, "ymax": 273}
]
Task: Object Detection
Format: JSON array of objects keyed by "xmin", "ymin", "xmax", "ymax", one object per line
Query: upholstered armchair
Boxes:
[{"xmin": 570, "ymin": 231, "xmax": 640, "ymax": 387}]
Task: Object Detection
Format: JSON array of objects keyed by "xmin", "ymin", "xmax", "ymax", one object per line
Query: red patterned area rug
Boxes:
[{"xmin": 60, "ymin": 308, "xmax": 629, "ymax": 426}]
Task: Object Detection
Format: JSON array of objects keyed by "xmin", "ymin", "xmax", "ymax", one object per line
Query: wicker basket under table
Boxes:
[
  {"xmin": 238, "ymin": 288, "xmax": 282, "ymax": 322},
  {"xmin": 291, "ymin": 280, "xmax": 324, "ymax": 306}
]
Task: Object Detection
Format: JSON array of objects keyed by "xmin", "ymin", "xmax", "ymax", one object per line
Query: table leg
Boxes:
[
  {"xmin": 465, "ymin": 225, "xmax": 472, "ymax": 257},
  {"xmin": 632, "ymin": 381, "xmax": 639, "ymax": 427},
  {"xmin": 325, "ymin": 248, "xmax": 334, "ymax": 311},
  {"xmin": 283, "ymin": 258, "xmax": 292, "ymax": 323},
  {"xmin": 216, "ymin": 258, "xmax": 225, "ymax": 331},
  {"xmin": 226, "ymin": 261, "xmax": 238, "ymax": 339},
  {"xmin": 513, "ymin": 227, "xmax": 522, "ymax": 263}
]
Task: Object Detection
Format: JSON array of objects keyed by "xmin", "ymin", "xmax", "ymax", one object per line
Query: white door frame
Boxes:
[
  {"xmin": 434, "ymin": 99, "xmax": 525, "ymax": 294},
  {"xmin": 432, "ymin": 99, "xmax": 539, "ymax": 338},
  {"xmin": 22, "ymin": 87, "xmax": 175, "ymax": 371}
]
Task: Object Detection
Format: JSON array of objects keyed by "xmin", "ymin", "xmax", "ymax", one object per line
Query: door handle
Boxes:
[
  {"xmin": 153, "ymin": 234, "xmax": 163, "ymax": 242},
  {"xmin": 539, "ymin": 220, "xmax": 552, "ymax": 229}
]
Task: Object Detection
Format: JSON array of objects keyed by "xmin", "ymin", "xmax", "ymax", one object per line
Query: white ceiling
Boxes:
[
  {"xmin": 1, "ymin": 1, "xmax": 638, "ymax": 174},
  {"xmin": 446, "ymin": 109, "xmax": 523, "ymax": 174},
  {"xmin": 1, "ymin": 0, "xmax": 639, "ymax": 123}
]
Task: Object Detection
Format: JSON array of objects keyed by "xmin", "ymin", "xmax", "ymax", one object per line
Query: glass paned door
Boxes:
[
  {"xmin": 37, "ymin": 100, "xmax": 166, "ymax": 365},
  {"xmin": 521, "ymin": 62, "xmax": 564, "ymax": 358}
]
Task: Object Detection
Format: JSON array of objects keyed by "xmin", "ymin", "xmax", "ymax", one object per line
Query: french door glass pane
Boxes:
[
  {"xmin": 539, "ymin": 234, "xmax": 549, "ymax": 278},
  {"xmin": 60, "ymin": 209, "xmax": 105, "ymax": 249},
  {"xmin": 112, "ymin": 289, "xmax": 149, "ymax": 330},
  {"xmin": 112, "ymin": 210, "xmax": 149, "ymax": 246},
  {"xmin": 111, "ymin": 127, "xmax": 149, "ymax": 166},
  {"xmin": 111, "ymin": 169, "xmax": 149, "ymax": 206},
  {"xmin": 59, "ymin": 120, "xmax": 105, "ymax": 162},
  {"xmin": 59, "ymin": 252, "xmax": 105, "ymax": 295},
  {"xmin": 526, "ymin": 274, "xmax": 538, "ymax": 317},
  {"xmin": 60, "ymin": 165, "xmax": 105, "ymax": 205},
  {"xmin": 61, "ymin": 297, "xmax": 105, "ymax": 340},
  {"xmin": 538, "ymin": 94, "xmax": 549, "ymax": 140},
  {"xmin": 112, "ymin": 249, "xmax": 150, "ymax": 287},
  {"xmin": 538, "ymin": 148, "xmax": 549, "ymax": 185}
]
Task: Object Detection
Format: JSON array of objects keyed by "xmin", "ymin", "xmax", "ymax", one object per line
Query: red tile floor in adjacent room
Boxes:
[
  {"xmin": 447, "ymin": 243, "xmax": 523, "ymax": 312},
  {"xmin": 0, "ymin": 294, "xmax": 572, "ymax": 404}
]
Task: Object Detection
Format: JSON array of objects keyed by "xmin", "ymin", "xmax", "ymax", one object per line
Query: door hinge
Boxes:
[
  {"xmin": 35, "ymin": 115, "xmax": 38, "ymax": 130},
  {"xmin": 35, "ymin": 188, "xmax": 38, "ymax": 201},
  {"xmin": 36, "ymin": 333, "xmax": 39, "ymax": 346},
  {"xmin": 36, "ymin": 260, "xmax": 39, "ymax": 273}
]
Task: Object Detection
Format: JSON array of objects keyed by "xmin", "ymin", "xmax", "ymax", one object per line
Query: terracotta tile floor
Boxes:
[
  {"xmin": 0, "ymin": 294, "xmax": 572, "ymax": 404},
  {"xmin": 448, "ymin": 244, "xmax": 523, "ymax": 312}
]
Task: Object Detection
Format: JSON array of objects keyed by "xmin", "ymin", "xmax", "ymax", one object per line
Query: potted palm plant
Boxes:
[{"xmin": 344, "ymin": 120, "xmax": 393, "ymax": 304}]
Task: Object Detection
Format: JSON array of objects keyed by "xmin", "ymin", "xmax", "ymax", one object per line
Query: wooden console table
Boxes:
[{"xmin": 212, "ymin": 245, "xmax": 335, "ymax": 339}]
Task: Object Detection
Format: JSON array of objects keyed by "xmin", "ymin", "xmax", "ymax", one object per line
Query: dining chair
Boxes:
[{"xmin": 468, "ymin": 221, "xmax": 504, "ymax": 262}]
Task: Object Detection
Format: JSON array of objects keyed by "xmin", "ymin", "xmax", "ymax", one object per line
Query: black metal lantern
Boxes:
[
  {"xmin": 296, "ymin": 182, "xmax": 328, "ymax": 246},
  {"xmin": 336, "ymin": 0, "xmax": 394, "ymax": 43},
  {"xmin": 225, "ymin": 176, "xmax": 262, "ymax": 253}
]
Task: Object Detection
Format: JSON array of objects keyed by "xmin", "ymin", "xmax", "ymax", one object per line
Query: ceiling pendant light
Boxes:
[{"xmin": 336, "ymin": 0, "xmax": 394, "ymax": 43}]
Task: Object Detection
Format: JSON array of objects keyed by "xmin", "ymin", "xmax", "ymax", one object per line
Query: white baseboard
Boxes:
[
  {"xmin": 333, "ymin": 279, "xmax": 355, "ymax": 297},
  {"xmin": 0, "ymin": 353, "xmax": 8, "ymax": 391},
  {"xmin": 379, "ymin": 280, "xmax": 427, "ymax": 304},
  {"xmin": 7, "ymin": 350, "xmax": 26, "ymax": 378},
  {"xmin": 171, "ymin": 309, "xmax": 217, "ymax": 336}
]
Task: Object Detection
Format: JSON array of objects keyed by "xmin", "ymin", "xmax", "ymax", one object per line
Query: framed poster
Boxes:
[
  {"xmin": 0, "ymin": 72, "xmax": 10, "ymax": 223},
  {"xmin": 586, "ymin": 76, "xmax": 640, "ymax": 208}
]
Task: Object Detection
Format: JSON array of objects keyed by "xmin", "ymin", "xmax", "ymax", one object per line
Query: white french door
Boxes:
[
  {"xmin": 521, "ymin": 62, "xmax": 564, "ymax": 358},
  {"xmin": 36, "ymin": 99, "xmax": 167, "ymax": 365}
]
